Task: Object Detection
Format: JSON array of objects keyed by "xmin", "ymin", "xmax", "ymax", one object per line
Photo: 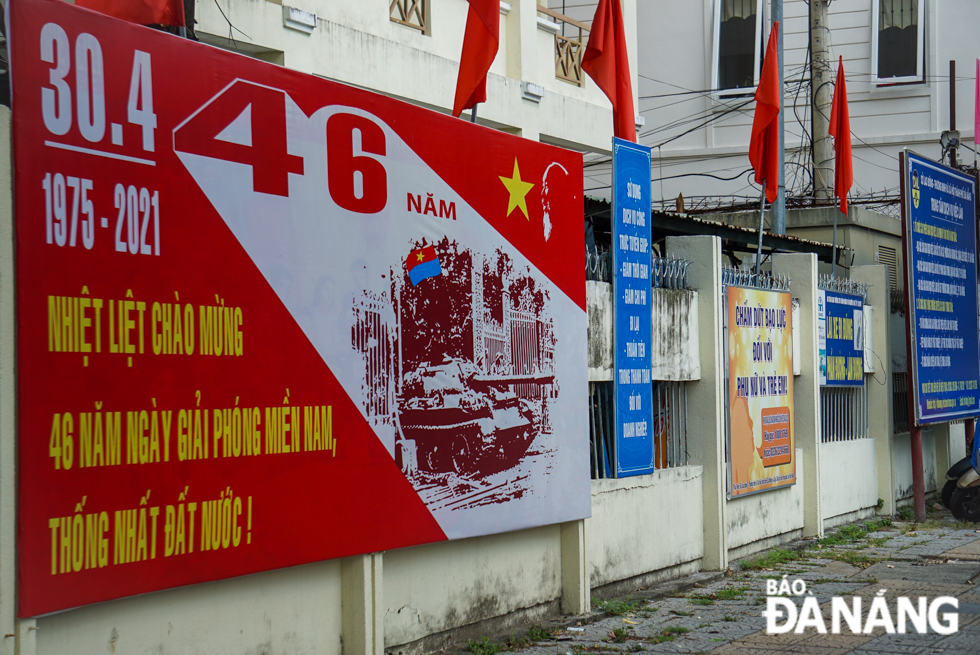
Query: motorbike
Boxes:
[{"xmin": 946, "ymin": 433, "xmax": 980, "ymax": 522}]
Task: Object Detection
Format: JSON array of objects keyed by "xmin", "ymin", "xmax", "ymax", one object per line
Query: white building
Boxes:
[
  {"xmin": 191, "ymin": 0, "xmax": 638, "ymax": 154},
  {"xmin": 631, "ymin": 0, "xmax": 980, "ymax": 213}
]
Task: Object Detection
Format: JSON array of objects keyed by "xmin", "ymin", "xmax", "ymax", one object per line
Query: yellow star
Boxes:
[
  {"xmin": 498, "ymin": 159, "xmax": 535, "ymax": 220},
  {"xmin": 416, "ymin": 252, "xmax": 425, "ymax": 262}
]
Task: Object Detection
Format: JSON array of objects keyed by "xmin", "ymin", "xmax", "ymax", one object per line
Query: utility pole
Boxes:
[
  {"xmin": 772, "ymin": 0, "xmax": 786, "ymax": 234},
  {"xmin": 810, "ymin": 0, "xmax": 833, "ymax": 202},
  {"xmin": 949, "ymin": 60, "xmax": 957, "ymax": 168}
]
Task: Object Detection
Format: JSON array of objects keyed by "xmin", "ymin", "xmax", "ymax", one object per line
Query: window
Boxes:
[
  {"xmin": 872, "ymin": 0, "xmax": 924, "ymax": 84},
  {"xmin": 713, "ymin": 0, "xmax": 765, "ymax": 94}
]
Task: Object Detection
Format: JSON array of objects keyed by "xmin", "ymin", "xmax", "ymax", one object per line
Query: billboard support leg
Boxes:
[
  {"xmin": 560, "ymin": 520, "xmax": 589, "ymax": 615},
  {"xmin": 342, "ymin": 553, "xmax": 384, "ymax": 655}
]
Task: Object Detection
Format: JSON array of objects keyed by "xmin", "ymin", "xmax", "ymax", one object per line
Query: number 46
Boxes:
[{"xmin": 174, "ymin": 80, "xmax": 388, "ymax": 212}]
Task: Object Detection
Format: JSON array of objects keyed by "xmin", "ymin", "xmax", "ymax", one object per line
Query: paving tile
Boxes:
[{"xmin": 502, "ymin": 517, "xmax": 980, "ymax": 655}]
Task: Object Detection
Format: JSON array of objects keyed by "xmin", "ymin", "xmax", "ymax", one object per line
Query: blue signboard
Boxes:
[
  {"xmin": 819, "ymin": 290, "xmax": 865, "ymax": 387},
  {"xmin": 612, "ymin": 138, "xmax": 653, "ymax": 476},
  {"xmin": 903, "ymin": 151, "xmax": 980, "ymax": 424}
]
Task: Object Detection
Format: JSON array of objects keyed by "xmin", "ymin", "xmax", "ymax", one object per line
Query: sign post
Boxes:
[
  {"xmin": 900, "ymin": 150, "xmax": 980, "ymax": 520},
  {"xmin": 611, "ymin": 138, "xmax": 653, "ymax": 477}
]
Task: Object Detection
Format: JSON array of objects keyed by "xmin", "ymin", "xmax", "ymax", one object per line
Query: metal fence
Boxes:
[
  {"xmin": 653, "ymin": 381, "xmax": 689, "ymax": 469},
  {"xmin": 589, "ymin": 380, "xmax": 689, "ymax": 479},
  {"xmin": 817, "ymin": 276, "xmax": 872, "ymax": 442},
  {"xmin": 893, "ymin": 371, "xmax": 910, "ymax": 433},
  {"xmin": 820, "ymin": 383, "xmax": 871, "ymax": 442},
  {"xmin": 589, "ymin": 381, "xmax": 615, "ymax": 478}
]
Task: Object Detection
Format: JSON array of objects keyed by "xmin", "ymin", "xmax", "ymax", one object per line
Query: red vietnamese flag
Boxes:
[
  {"xmin": 581, "ymin": 0, "xmax": 636, "ymax": 141},
  {"xmin": 453, "ymin": 0, "xmax": 500, "ymax": 117},
  {"xmin": 749, "ymin": 22, "xmax": 780, "ymax": 204},
  {"xmin": 76, "ymin": 0, "xmax": 185, "ymax": 26},
  {"xmin": 828, "ymin": 56, "xmax": 853, "ymax": 215}
]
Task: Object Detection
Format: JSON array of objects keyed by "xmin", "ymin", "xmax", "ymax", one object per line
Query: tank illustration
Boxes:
[{"xmin": 397, "ymin": 358, "xmax": 554, "ymax": 476}]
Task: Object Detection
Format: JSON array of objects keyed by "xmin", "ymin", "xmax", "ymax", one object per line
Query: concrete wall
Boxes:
[
  {"xmin": 727, "ymin": 449, "xmax": 805, "ymax": 559},
  {"xmin": 893, "ymin": 428, "xmax": 941, "ymax": 501},
  {"xmin": 820, "ymin": 438, "xmax": 879, "ymax": 524},
  {"xmin": 650, "ymin": 289, "xmax": 701, "ymax": 381},
  {"xmin": 587, "ymin": 281, "xmax": 613, "ymax": 381},
  {"xmin": 588, "ymin": 283, "xmax": 701, "ymax": 382},
  {"xmin": 384, "ymin": 526, "xmax": 562, "ymax": 654},
  {"xmin": 35, "ymin": 563, "xmax": 342, "ymax": 655},
  {"xmin": 587, "ymin": 467, "xmax": 704, "ymax": 590}
]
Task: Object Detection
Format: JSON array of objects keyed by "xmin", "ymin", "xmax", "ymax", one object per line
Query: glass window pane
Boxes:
[
  {"xmin": 718, "ymin": 0, "xmax": 757, "ymax": 90},
  {"xmin": 878, "ymin": 0, "xmax": 918, "ymax": 79}
]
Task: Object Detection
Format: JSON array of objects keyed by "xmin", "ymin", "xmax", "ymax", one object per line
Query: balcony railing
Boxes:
[
  {"xmin": 537, "ymin": 5, "xmax": 589, "ymax": 87},
  {"xmin": 390, "ymin": 0, "xmax": 427, "ymax": 34}
]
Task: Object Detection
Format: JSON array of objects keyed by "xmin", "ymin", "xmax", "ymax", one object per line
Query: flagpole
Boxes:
[
  {"xmin": 470, "ymin": 103, "xmax": 478, "ymax": 124},
  {"xmin": 755, "ymin": 181, "xmax": 767, "ymax": 277},
  {"xmin": 832, "ymin": 197, "xmax": 839, "ymax": 280}
]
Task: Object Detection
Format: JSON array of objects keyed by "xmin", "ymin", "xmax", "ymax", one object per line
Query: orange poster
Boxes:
[{"xmin": 727, "ymin": 287, "xmax": 795, "ymax": 497}]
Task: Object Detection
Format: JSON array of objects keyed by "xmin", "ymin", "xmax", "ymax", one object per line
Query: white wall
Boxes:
[
  {"xmin": 586, "ymin": 466, "xmax": 704, "ymax": 589},
  {"xmin": 726, "ymin": 448, "xmax": 806, "ymax": 558},
  {"xmin": 820, "ymin": 438, "xmax": 879, "ymax": 524},
  {"xmin": 36, "ymin": 561, "xmax": 343, "ymax": 655},
  {"xmin": 892, "ymin": 426, "xmax": 944, "ymax": 501},
  {"xmin": 384, "ymin": 526, "xmax": 561, "ymax": 652}
]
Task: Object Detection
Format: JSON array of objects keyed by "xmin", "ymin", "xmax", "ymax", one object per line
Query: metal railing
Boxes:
[
  {"xmin": 893, "ymin": 371, "xmax": 910, "ymax": 433},
  {"xmin": 390, "ymin": 0, "xmax": 427, "ymax": 33},
  {"xmin": 589, "ymin": 381, "xmax": 615, "ymax": 478},
  {"xmin": 820, "ymin": 383, "xmax": 870, "ymax": 442},
  {"xmin": 816, "ymin": 275, "xmax": 872, "ymax": 442},
  {"xmin": 818, "ymin": 275, "xmax": 869, "ymax": 303},
  {"xmin": 653, "ymin": 381, "xmax": 689, "ymax": 469},
  {"xmin": 586, "ymin": 244, "xmax": 611, "ymax": 282},
  {"xmin": 721, "ymin": 265, "xmax": 790, "ymax": 291},
  {"xmin": 589, "ymin": 381, "xmax": 689, "ymax": 479},
  {"xmin": 537, "ymin": 5, "xmax": 589, "ymax": 87}
]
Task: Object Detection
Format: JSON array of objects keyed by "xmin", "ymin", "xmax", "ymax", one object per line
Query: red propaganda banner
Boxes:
[{"xmin": 10, "ymin": 0, "xmax": 589, "ymax": 616}]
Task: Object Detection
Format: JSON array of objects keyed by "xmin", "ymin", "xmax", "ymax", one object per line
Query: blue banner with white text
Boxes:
[
  {"xmin": 820, "ymin": 290, "xmax": 865, "ymax": 387},
  {"xmin": 612, "ymin": 138, "xmax": 653, "ymax": 476},
  {"xmin": 904, "ymin": 151, "xmax": 980, "ymax": 424}
]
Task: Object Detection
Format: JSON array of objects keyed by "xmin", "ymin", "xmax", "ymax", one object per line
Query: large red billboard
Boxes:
[{"xmin": 10, "ymin": 0, "xmax": 589, "ymax": 616}]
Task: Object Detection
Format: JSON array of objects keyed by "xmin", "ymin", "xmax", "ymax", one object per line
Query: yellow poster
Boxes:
[{"xmin": 727, "ymin": 287, "xmax": 795, "ymax": 497}]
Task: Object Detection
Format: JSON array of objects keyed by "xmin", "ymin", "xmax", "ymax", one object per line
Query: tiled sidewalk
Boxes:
[{"xmin": 468, "ymin": 511, "xmax": 980, "ymax": 655}]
